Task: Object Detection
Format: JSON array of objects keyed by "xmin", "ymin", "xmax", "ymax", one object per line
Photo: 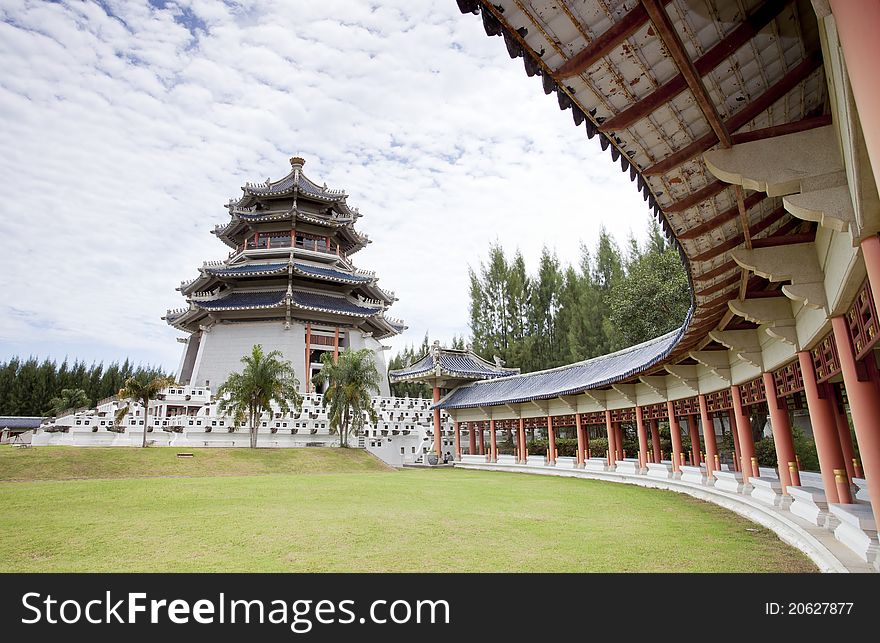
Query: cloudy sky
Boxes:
[{"xmin": 0, "ymin": 0, "xmax": 654, "ymax": 372}]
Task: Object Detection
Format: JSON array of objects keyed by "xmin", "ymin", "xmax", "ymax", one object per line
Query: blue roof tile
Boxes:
[
  {"xmin": 196, "ymin": 290, "xmax": 286, "ymax": 310},
  {"xmin": 436, "ymin": 328, "xmax": 683, "ymax": 409},
  {"xmin": 291, "ymin": 291, "xmax": 380, "ymax": 316}
]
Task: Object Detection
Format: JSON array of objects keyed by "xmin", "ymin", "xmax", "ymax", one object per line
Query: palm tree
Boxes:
[
  {"xmin": 312, "ymin": 349, "xmax": 381, "ymax": 447},
  {"xmin": 46, "ymin": 388, "xmax": 90, "ymax": 417},
  {"xmin": 215, "ymin": 344, "xmax": 302, "ymax": 448},
  {"xmin": 114, "ymin": 374, "xmax": 177, "ymax": 447}
]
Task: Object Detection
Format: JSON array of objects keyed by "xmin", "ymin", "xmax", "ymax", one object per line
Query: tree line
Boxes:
[
  {"xmin": 0, "ymin": 356, "xmax": 168, "ymax": 416},
  {"xmin": 467, "ymin": 221, "xmax": 690, "ymax": 373}
]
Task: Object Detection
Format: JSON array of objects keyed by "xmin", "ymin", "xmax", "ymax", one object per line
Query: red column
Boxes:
[
  {"xmin": 518, "ymin": 418, "xmax": 528, "ymax": 463},
  {"xmin": 304, "ymin": 322, "xmax": 312, "ymax": 393},
  {"xmin": 605, "ymin": 410, "xmax": 615, "ymax": 466},
  {"xmin": 584, "ymin": 420, "xmax": 591, "ymax": 460},
  {"xmin": 635, "ymin": 406, "xmax": 648, "ymax": 471},
  {"xmin": 829, "ymin": 2, "xmax": 880, "ymax": 194},
  {"xmin": 575, "ymin": 414, "xmax": 585, "ymax": 466},
  {"xmin": 728, "ymin": 409, "xmax": 741, "ymax": 472},
  {"xmin": 762, "ymin": 371, "xmax": 799, "ymax": 491},
  {"xmin": 333, "ymin": 327, "xmax": 340, "ymax": 363},
  {"xmin": 687, "ymin": 413, "xmax": 700, "ymax": 466},
  {"xmin": 861, "ymin": 236, "xmax": 880, "ymax": 316},
  {"xmin": 832, "ymin": 384, "xmax": 857, "ymax": 481},
  {"xmin": 477, "ymin": 423, "xmax": 485, "ymax": 456},
  {"xmin": 432, "ymin": 385, "xmax": 442, "ymax": 457},
  {"xmin": 489, "ymin": 419, "xmax": 497, "ymax": 462},
  {"xmin": 546, "ymin": 415, "xmax": 556, "ymax": 464},
  {"xmin": 798, "ymin": 350, "xmax": 849, "ymax": 504},
  {"xmin": 468, "ymin": 420, "xmax": 477, "ymax": 455},
  {"xmin": 650, "ymin": 419, "xmax": 661, "ymax": 464},
  {"xmin": 666, "ymin": 401, "xmax": 683, "ymax": 473},
  {"xmin": 453, "ymin": 421, "xmax": 461, "ymax": 461},
  {"xmin": 730, "ymin": 385, "xmax": 757, "ymax": 479},
  {"xmin": 832, "ymin": 317, "xmax": 879, "ymax": 516},
  {"xmin": 698, "ymin": 395, "xmax": 718, "ymax": 476}
]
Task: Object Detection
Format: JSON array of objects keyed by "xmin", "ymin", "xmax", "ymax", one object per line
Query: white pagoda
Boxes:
[{"xmin": 165, "ymin": 157, "xmax": 404, "ymax": 395}]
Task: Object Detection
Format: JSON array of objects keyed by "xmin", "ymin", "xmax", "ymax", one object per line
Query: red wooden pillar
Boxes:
[
  {"xmin": 489, "ymin": 419, "xmax": 497, "ymax": 462},
  {"xmin": 762, "ymin": 371, "xmax": 799, "ymax": 491},
  {"xmin": 304, "ymin": 323, "xmax": 312, "ymax": 393},
  {"xmin": 468, "ymin": 420, "xmax": 477, "ymax": 455},
  {"xmin": 432, "ymin": 385, "xmax": 442, "ymax": 457},
  {"xmin": 477, "ymin": 422, "xmax": 485, "ymax": 455},
  {"xmin": 727, "ymin": 408, "xmax": 741, "ymax": 472},
  {"xmin": 546, "ymin": 415, "xmax": 556, "ymax": 464},
  {"xmin": 453, "ymin": 421, "xmax": 461, "ymax": 461},
  {"xmin": 333, "ymin": 326, "xmax": 340, "ymax": 363},
  {"xmin": 687, "ymin": 413, "xmax": 700, "ymax": 466},
  {"xmin": 518, "ymin": 418, "xmax": 527, "ymax": 463},
  {"xmin": 797, "ymin": 351, "xmax": 849, "ymax": 504},
  {"xmin": 650, "ymin": 419, "xmax": 661, "ymax": 464},
  {"xmin": 575, "ymin": 414, "xmax": 585, "ymax": 466},
  {"xmin": 584, "ymin": 419, "xmax": 591, "ymax": 460},
  {"xmin": 604, "ymin": 410, "xmax": 615, "ymax": 466},
  {"xmin": 832, "ymin": 317, "xmax": 879, "ymax": 514},
  {"xmin": 832, "ymin": 384, "xmax": 858, "ymax": 481},
  {"xmin": 698, "ymin": 395, "xmax": 718, "ymax": 476},
  {"xmin": 829, "ymin": 1, "xmax": 880, "ymax": 194},
  {"xmin": 731, "ymin": 385, "xmax": 758, "ymax": 479},
  {"xmin": 635, "ymin": 406, "xmax": 648, "ymax": 471},
  {"xmin": 666, "ymin": 401, "xmax": 683, "ymax": 473}
]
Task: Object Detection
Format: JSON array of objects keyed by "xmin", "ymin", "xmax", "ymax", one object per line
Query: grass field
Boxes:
[{"xmin": 0, "ymin": 446, "xmax": 815, "ymax": 572}]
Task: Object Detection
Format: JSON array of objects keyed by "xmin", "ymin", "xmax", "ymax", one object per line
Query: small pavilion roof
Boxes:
[
  {"xmin": 0, "ymin": 416, "xmax": 45, "ymax": 430},
  {"xmin": 233, "ymin": 157, "xmax": 349, "ymax": 207},
  {"xmin": 436, "ymin": 327, "xmax": 683, "ymax": 410},
  {"xmin": 389, "ymin": 342, "xmax": 520, "ymax": 385}
]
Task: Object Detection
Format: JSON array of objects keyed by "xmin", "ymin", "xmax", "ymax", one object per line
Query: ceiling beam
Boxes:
[
  {"xmin": 690, "ymin": 205, "xmax": 787, "ymax": 263},
  {"xmin": 677, "ymin": 191, "xmax": 766, "ymax": 240},
  {"xmin": 695, "ymin": 273, "xmax": 740, "ymax": 297},
  {"xmin": 641, "ymin": 0, "xmax": 730, "ymax": 145},
  {"xmin": 602, "ymin": 0, "xmax": 789, "ymax": 132},
  {"xmin": 750, "ymin": 232, "xmax": 816, "ymax": 248},
  {"xmin": 692, "ymin": 259, "xmax": 738, "ymax": 283},
  {"xmin": 665, "ymin": 180, "xmax": 729, "ymax": 214},
  {"xmin": 555, "ymin": 4, "xmax": 650, "ymax": 79},
  {"xmin": 730, "ymin": 114, "xmax": 832, "ymax": 145},
  {"xmin": 643, "ymin": 53, "xmax": 822, "ymax": 176}
]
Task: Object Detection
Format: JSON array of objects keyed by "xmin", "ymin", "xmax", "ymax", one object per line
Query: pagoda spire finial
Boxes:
[{"xmin": 289, "ymin": 156, "xmax": 305, "ymax": 169}]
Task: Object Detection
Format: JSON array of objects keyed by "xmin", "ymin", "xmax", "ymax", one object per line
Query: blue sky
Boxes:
[{"xmin": 0, "ymin": 0, "xmax": 654, "ymax": 371}]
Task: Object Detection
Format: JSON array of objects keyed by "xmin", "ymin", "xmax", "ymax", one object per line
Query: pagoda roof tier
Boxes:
[
  {"xmin": 389, "ymin": 342, "xmax": 520, "ymax": 386},
  {"xmin": 179, "ymin": 260, "xmax": 386, "ymax": 298},
  {"xmin": 211, "ymin": 211, "xmax": 369, "ymax": 254},
  {"xmin": 190, "ymin": 289, "xmax": 383, "ymax": 317},
  {"xmin": 231, "ymin": 157, "xmax": 351, "ymax": 210}
]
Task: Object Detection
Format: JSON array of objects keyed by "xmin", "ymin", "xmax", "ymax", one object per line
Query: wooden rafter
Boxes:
[
  {"xmin": 690, "ymin": 205, "xmax": 787, "ymax": 263},
  {"xmin": 555, "ymin": 4, "xmax": 650, "ymax": 79},
  {"xmin": 693, "ymin": 259, "xmax": 738, "ymax": 283},
  {"xmin": 641, "ymin": 0, "xmax": 730, "ymax": 145},
  {"xmin": 696, "ymin": 273, "xmax": 740, "ymax": 297},
  {"xmin": 665, "ymin": 180, "xmax": 728, "ymax": 213},
  {"xmin": 730, "ymin": 114, "xmax": 832, "ymax": 145},
  {"xmin": 643, "ymin": 52, "xmax": 822, "ymax": 176},
  {"xmin": 677, "ymin": 191, "xmax": 766, "ymax": 240},
  {"xmin": 602, "ymin": 1, "xmax": 789, "ymax": 132}
]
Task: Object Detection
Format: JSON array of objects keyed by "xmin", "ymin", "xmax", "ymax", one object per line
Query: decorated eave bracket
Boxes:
[
  {"xmin": 727, "ymin": 296, "xmax": 799, "ymax": 349},
  {"xmin": 708, "ymin": 329, "xmax": 764, "ymax": 370},
  {"xmin": 731, "ymin": 243, "xmax": 827, "ymax": 311},
  {"xmin": 688, "ymin": 350, "xmax": 731, "ymax": 382},
  {"xmin": 663, "ymin": 365, "xmax": 700, "ymax": 394},
  {"xmin": 703, "ymin": 125, "xmax": 857, "ymax": 242}
]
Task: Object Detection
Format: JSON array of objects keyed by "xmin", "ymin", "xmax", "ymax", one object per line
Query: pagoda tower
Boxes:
[{"xmin": 165, "ymin": 157, "xmax": 405, "ymax": 395}]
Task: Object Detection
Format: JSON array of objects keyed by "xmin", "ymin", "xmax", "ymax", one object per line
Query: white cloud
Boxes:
[{"xmin": 0, "ymin": 0, "xmax": 656, "ymax": 370}]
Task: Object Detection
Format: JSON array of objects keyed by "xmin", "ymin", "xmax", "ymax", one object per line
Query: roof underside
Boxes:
[{"xmin": 439, "ymin": 0, "xmax": 826, "ymax": 408}]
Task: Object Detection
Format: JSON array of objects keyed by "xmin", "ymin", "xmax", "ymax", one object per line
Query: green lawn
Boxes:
[{"xmin": 0, "ymin": 446, "xmax": 815, "ymax": 572}]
